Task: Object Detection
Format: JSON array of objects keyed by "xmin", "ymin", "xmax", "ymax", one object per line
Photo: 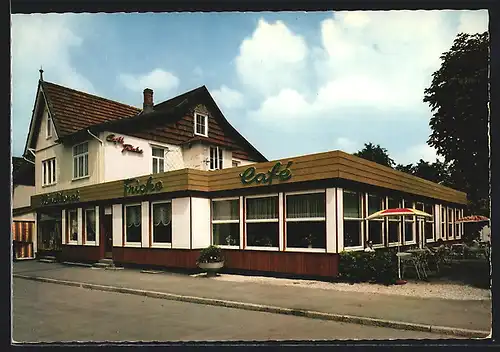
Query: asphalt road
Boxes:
[{"xmin": 12, "ymin": 278, "xmax": 455, "ymax": 342}]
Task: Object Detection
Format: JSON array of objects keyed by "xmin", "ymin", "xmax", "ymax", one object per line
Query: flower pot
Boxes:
[
  {"xmin": 308, "ymin": 244, "xmax": 313, "ymax": 249},
  {"xmin": 198, "ymin": 261, "xmax": 224, "ymax": 277}
]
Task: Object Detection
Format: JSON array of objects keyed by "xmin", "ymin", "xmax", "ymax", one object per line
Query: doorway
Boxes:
[{"xmin": 102, "ymin": 214, "xmax": 113, "ymax": 259}]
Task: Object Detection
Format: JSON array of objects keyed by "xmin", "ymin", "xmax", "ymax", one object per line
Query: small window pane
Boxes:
[
  {"xmin": 153, "ymin": 159, "xmax": 158, "ymax": 174},
  {"xmin": 405, "ymin": 221, "xmax": 414, "ymax": 242},
  {"xmin": 126, "ymin": 206, "xmax": 142, "ymax": 243},
  {"xmin": 69, "ymin": 211, "xmax": 78, "ymax": 242},
  {"xmin": 388, "ymin": 221, "xmax": 400, "ymax": 243},
  {"xmin": 213, "ymin": 223, "xmax": 240, "ymax": 246},
  {"xmin": 286, "ymin": 193, "xmax": 325, "ymax": 219},
  {"xmin": 152, "ymin": 147, "xmax": 164, "ymax": 157},
  {"xmin": 85, "ymin": 209, "xmax": 96, "ymax": 242},
  {"xmin": 286, "ymin": 221, "xmax": 326, "ymax": 248},
  {"xmin": 368, "ymin": 221, "xmax": 383, "ymax": 245},
  {"xmin": 368, "ymin": 194, "xmax": 383, "ymax": 216},
  {"xmin": 213, "ymin": 200, "xmax": 239, "ymax": 221},
  {"xmin": 247, "ymin": 222, "xmax": 279, "ymax": 247},
  {"xmin": 344, "ymin": 220, "xmax": 362, "ymax": 247},
  {"xmin": 153, "ymin": 203, "xmax": 172, "ymax": 243},
  {"xmin": 247, "ymin": 197, "xmax": 278, "ymax": 220},
  {"xmin": 343, "ymin": 191, "xmax": 361, "ymax": 218},
  {"xmin": 159, "ymin": 159, "xmax": 164, "ymax": 173}
]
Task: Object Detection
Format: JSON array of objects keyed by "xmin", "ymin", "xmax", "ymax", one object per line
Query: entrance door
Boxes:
[{"xmin": 102, "ymin": 214, "xmax": 113, "ymax": 259}]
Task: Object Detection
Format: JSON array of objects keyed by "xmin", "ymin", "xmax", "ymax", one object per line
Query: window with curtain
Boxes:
[
  {"xmin": 286, "ymin": 192, "xmax": 326, "ymax": 249},
  {"xmin": 125, "ymin": 205, "xmax": 142, "ymax": 243},
  {"xmin": 367, "ymin": 194, "xmax": 384, "ymax": 246},
  {"xmin": 448, "ymin": 207, "xmax": 454, "ymax": 239},
  {"xmin": 403, "ymin": 200, "xmax": 415, "ymax": 243},
  {"xmin": 246, "ymin": 196, "xmax": 279, "ymax": 248},
  {"xmin": 212, "ymin": 199, "xmax": 240, "ymax": 246},
  {"xmin": 387, "ymin": 197, "xmax": 401, "ymax": 244},
  {"xmin": 343, "ymin": 190, "xmax": 363, "ymax": 248},
  {"xmin": 68, "ymin": 210, "xmax": 78, "ymax": 242},
  {"xmin": 152, "ymin": 202, "xmax": 172, "ymax": 244},
  {"xmin": 85, "ymin": 208, "xmax": 96, "ymax": 242}
]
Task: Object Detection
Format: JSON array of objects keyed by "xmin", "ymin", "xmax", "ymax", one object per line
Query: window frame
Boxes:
[
  {"xmin": 42, "ymin": 158, "xmax": 57, "ymax": 187},
  {"xmin": 343, "ymin": 189, "xmax": 365, "ymax": 251},
  {"xmin": 424, "ymin": 203, "xmax": 436, "ymax": 243},
  {"xmin": 151, "ymin": 146, "xmax": 166, "ymax": 174},
  {"xmin": 84, "ymin": 207, "xmax": 97, "ymax": 245},
  {"xmin": 150, "ymin": 200, "xmax": 173, "ymax": 248},
  {"xmin": 403, "ymin": 199, "xmax": 416, "ymax": 245},
  {"xmin": 440, "ymin": 205, "xmax": 447, "ymax": 240},
  {"xmin": 72, "ymin": 141, "xmax": 89, "ymax": 180},
  {"xmin": 447, "ymin": 207, "xmax": 455, "ymax": 240},
  {"xmin": 209, "ymin": 146, "xmax": 224, "ymax": 170},
  {"xmin": 211, "ymin": 197, "xmax": 240, "ymax": 249},
  {"xmin": 365, "ymin": 193, "xmax": 386, "ymax": 248},
  {"xmin": 245, "ymin": 193, "xmax": 280, "ymax": 251},
  {"xmin": 67, "ymin": 209, "xmax": 78, "ymax": 245},
  {"xmin": 284, "ymin": 189, "xmax": 326, "ymax": 253},
  {"xmin": 386, "ymin": 196, "xmax": 402, "ymax": 247},
  {"xmin": 124, "ymin": 203, "xmax": 142, "ymax": 247},
  {"xmin": 454, "ymin": 208, "xmax": 462, "ymax": 239},
  {"xmin": 194, "ymin": 112, "xmax": 208, "ymax": 137}
]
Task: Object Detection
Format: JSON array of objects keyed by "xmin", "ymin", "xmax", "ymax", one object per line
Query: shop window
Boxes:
[
  {"xmin": 42, "ymin": 158, "xmax": 56, "ymax": 186},
  {"xmin": 343, "ymin": 190, "xmax": 363, "ymax": 248},
  {"xmin": 73, "ymin": 142, "xmax": 89, "ymax": 179},
  {"xmin": 366, "ymin": 194, "xmax": 384, "ymax": 246},
  {"xmin": 424, "ymin": 204, "xmax": 435, "ymax": 241},
  {"xmin": 68, "ymin": 209, "xmax": 78, "ymax": 243},
  {"xmin": 387, "ymin": 197, "xmax": 401, "ymax": 245},
  {"xmin": 125, "ymin": 204, "xmax": 142, "ymax": 244},
  {"xmin": 403, "ymin": 200, "xmax": 415, "ymax": 243},
  {"xmin": 152, "ymin": 147, "xmax": 165, "ymax": 174},
  {"xmin": 152, "ymin": 202, "xmax": 172, "ymax": 245},
  {"xmin": 448, "ymin": 207, "xmax": 454, "ymax": 239},
  {"xmin": 85, "ymin": 208, "xmax": 96, "ymax": 243},
  {"xmin": 212, "ymin": 198, "xmax": 240, "ymax": 247},
  {"xmin": 286, "ymin": 191, "xmax": 326, "ymax": 249},
  {"xmin": 246, "ymin": 195, "xmax": 279, "ymax": 248},
  {"xmin": 210, "ymin": 146, "xmax": 223, "ymax": 170},
  {"xmin": 194, "ymin": 112, "xmax": 208, "ymax": 136}
]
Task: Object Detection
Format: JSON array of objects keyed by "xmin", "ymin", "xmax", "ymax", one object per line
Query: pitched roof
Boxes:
[
  {"xmin": 12, "ymin": 157, "xmax": 35, "ymax": 186},
  {"xmin": 41, "ymin": 81, "xmax": 141, "ymax": 138}
]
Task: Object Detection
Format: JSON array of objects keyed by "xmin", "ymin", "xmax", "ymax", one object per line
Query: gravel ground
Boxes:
[{"xmin": 207, "ymin": 274, "xmax": 491, "ymax": 301}]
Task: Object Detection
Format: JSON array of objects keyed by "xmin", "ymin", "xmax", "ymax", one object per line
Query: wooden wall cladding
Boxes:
[
  {"xmin": 224, "ymin": 250, "xmax": 339, "ymax": 277},
  {"xmin": 112, "ymin": 247, "xmax": 201, "ymax": 269},
  {"xmin": 61, "ymin": 245, "xmax": 101, "ymax": 262},
  {"xmin": 32, "ymin": 150, "xmax": 468, "ymax": 208}
]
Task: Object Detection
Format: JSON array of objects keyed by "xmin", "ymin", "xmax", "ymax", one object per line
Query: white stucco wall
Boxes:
[
  {"xmin": 102, "ymin": 131, "xmax": 184, "ymax": 182},
  {"xmin": 112, "ymin": 204, "xmax": 123, "ymax": 247},
  {"xmin": 141, "ymin": 201, "xmax": 150, "ymax": 248},
  {"xmin": 326, "ymin": 188, "xmax": 337, "ymax": 253},
  {"xmin": 172, "ymin": 198, "xmax": 191, "ymax": 249},
  {"xmin": 13, "ymin": 185, "xmax": 35, "ymax": 209},
  {"xmin": 35, "ymin": 138, "xmax": 101, "ymax": 195},
  {"xmin": 35, "ymin": 108, "xmax": 58, "ymax": 151},
  {"xmin": 183, "ymin": 143, "xmax": 207, "ymax": 170},
  {"xmin": 190, "ymin": 197, "xmax": 211, "ymax": 249}
]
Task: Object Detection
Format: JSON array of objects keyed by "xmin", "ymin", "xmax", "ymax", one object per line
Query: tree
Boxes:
[
  {"xmin": 423, "ymin": 32, "xmax": 489, "ymax": 214},
  {"xmin": 354, "ymin": 142, "xmax": 395, "ymax": 168},
  {"xmin": 395, "ymin": 163, "xmax": 414, "ymax": 174}
]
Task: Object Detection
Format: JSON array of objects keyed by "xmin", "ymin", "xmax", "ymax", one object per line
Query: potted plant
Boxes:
[
  {"xmin": 197, "ymin": 245, "xmax": 225, "ymax": 277},
  {"xmin": 305, "ymin": 233, "xmax": 314, "ymax": 248}
]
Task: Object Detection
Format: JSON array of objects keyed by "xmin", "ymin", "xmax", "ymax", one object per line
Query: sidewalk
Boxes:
[{"xmin": 13, "ymin": 261, "xmax": 491, "ymax": 335}]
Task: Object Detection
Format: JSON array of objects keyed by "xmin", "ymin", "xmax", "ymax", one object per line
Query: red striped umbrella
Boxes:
[
  {"xmin": 366, "ymin": 208, "xmax": 432, "ymax": 220},
  {"xmin": 455, "ymin": 215, "xmax": 489, "ymax": 223}
]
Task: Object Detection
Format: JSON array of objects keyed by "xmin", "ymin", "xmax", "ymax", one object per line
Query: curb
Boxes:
[
  {"xmin": 13, "ymin": 274, "xmax": 489, "ymax": 339},
  {"xmin": 62, "ymin": 262, "xmax": 93, "ymax": 268}
]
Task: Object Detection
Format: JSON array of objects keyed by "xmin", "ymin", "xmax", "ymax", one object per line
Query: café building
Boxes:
[{"xmin": 26, "ymin": 73, "xmax": 467, "ymax": 277}]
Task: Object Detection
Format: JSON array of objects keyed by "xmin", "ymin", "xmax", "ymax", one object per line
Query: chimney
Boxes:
[{"xmin": 143, "ymin": 88, "xmax": 154, "ymax": 113}]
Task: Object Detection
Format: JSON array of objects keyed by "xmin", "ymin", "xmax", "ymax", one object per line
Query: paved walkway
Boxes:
[{"xmin": 13, "ymin": 261, "xmax": 491, "ymax": 333}]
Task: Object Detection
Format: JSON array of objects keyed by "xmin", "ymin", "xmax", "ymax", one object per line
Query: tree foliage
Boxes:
[
  {"xmin": 423, "ymin": 32, "xmax": 489, "ymax": 214},
  {"xmin": 354, "ymin": 142, "xmax": 395, "ymax": 168}
]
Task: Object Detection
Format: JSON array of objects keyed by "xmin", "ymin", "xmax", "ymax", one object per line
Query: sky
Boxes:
[{"xmin": 11, "ymin": 10, "xmax": 488, "ymax": 164}]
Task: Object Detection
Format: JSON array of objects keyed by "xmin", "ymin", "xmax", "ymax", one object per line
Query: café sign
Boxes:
[
  {"xmin": 106, "ymin": 134, "xmax": 143, "ymax": 154},
  {"xmin": 240, "ymin": 161, "xmax": 293, "ymax": 185},
  {"xmin": 41, "ymin": 191, "xmax": 80, "ymax": 206},
  {"xmin": 124, "ymin": 177, "xmax": 163, "ymax": 196}
]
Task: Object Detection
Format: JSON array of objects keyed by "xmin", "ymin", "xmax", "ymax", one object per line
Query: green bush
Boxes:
[
  {"xmin": 197, "ymin": 245, "xmax": 224, "ymax": 264},
  {"xmin": 338, "ymin": 249, "xmax": 398, "ymax": 285}
]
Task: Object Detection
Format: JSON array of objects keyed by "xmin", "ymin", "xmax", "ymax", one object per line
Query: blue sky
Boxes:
[{"xmin": 11, "ymin": 11, "xmax": 488, "ymax": 164}]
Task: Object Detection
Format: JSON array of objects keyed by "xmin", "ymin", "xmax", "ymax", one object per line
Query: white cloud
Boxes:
[
  {"xmin": 193, "ymin": 66, "xmax": 203, "ymax": 78},
  {"xmin": 119, "ymin": 68, "xmax": 179, "ymax": 94},
  {"xmin": 212, "ymin": 85, "xmax": 244, "ymax": 110},
  {"xmin": 394, "ymin": 144, "xmax": 445, "ymax": 165},
  {"xmin": 334, "ymin": 137, "xmax": 359, "ymax": 153},
  {"xmin": 11, "ymin": 14, "xmax": 95, "ymax": 156},
  {"xmin": 244, "ymin": 10, "xmax": 489, "ymax": 124},
  {"xmin": 235, "ymin": 18, "xmax": 309, "ymax": 96}
]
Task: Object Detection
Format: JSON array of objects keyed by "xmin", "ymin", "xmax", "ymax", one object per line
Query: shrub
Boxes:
[
  {"xmin": 338, "ymin": 249, "xmax": 398, "ymax": 285},
  {"xmin": 197, "ymin": 245, "xmax": 224, "ymax": 264}
]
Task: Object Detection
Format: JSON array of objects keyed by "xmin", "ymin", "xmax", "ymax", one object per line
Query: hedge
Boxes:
[{"xmin": 338, "ymin": 249, "xmax": 398, "ymax": 285}]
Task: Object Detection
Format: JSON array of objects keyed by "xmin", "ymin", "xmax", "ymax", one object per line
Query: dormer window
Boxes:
[
  {"xmin": 194, "ymin": 113, "xmax": 208, "ymax": 137},
  {"xmin": 46, "ymin": 113, "xmax": 52, "ymax": 139}
]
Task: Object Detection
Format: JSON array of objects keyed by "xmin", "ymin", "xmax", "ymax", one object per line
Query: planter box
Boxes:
[{"xmin": 198, "ymin": 261, "xmax": 224, "ymax": 277}]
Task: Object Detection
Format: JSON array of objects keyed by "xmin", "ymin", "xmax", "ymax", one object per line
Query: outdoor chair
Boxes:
[{"xmin": 397, "ymin": 252, "xmax": 423, "ymax": 280}]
